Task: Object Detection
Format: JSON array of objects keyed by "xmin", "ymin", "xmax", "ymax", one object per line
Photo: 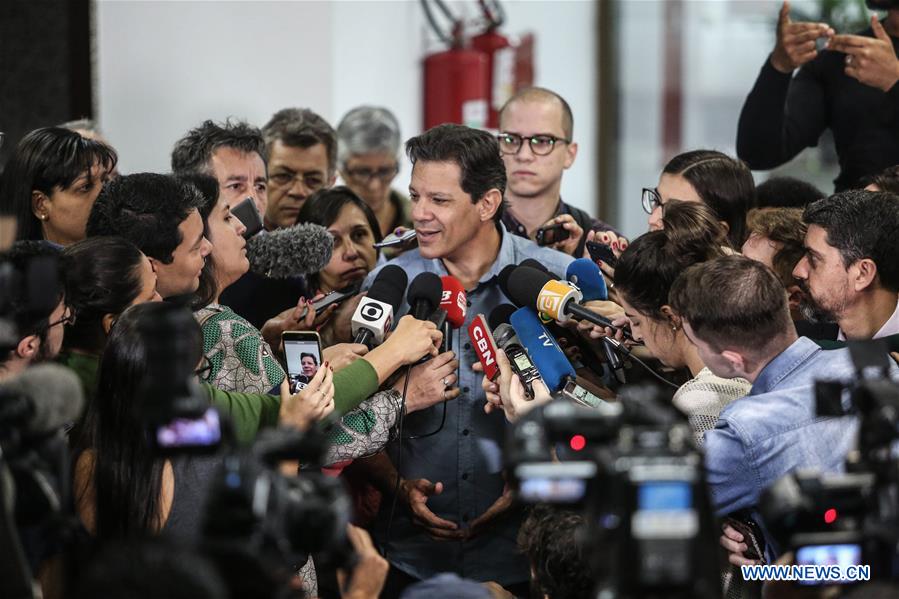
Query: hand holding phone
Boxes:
[
  {"xmin": 231, "ymin": 196, "xmax": 264, "ymax": 239},
  {"xmin": 374, "ymin": 228, "xmax": 417, "ymax": 249},
  {"xmin": 283, "ymin": 331, "xmax": 323, "ymax": 393},
  {"xmin": 535, "ymin": 223, "xmax": 570, "ymax": 246},
  {"xmin": 586, "ymin": 241, "xmax": 618, "ymax": 269}
]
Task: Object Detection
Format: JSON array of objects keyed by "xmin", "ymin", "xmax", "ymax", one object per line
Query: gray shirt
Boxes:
[{"xmin": 363, "ymin": 225, "xmax": 573, "ymax": 584}]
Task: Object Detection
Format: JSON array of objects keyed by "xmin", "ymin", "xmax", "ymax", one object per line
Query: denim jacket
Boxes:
[{"xmin": 705, "ymin": 337, "xmax": 862, "ymax": 518}]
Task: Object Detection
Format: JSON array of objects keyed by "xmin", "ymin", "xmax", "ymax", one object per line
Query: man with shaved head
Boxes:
[{"xmin": 497, "ymin": 87, "xmax": 615, "ymax": 257}]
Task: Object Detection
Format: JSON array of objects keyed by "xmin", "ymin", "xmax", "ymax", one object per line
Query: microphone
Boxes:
[
  {"xmin": 506, "ymin": 266, "xmax": 620, "ymax": 330},
  {"xmin": 498, "ymin": 259, "xmax": 551, "ymax": 307},
  {"xmin": 407, "ymin": 272, "xmax": 443, "ymax": 320},
  {"xmin": 351, "ymin": 265, "xmax": 408, "ymax": 348},
  {"xmin": 439, "ymin": 276, "xmax": 467, "ymax": 354},
  {"xmin": 566, "ymin": 258, "xmax": 608, "ymax": 301},
  {"xmin": 509, "ymin": 308, "xmax": 607, "ymax": 409},
  {"xmin": 566, "ymin": 258, "xmax": 625, "ymax": 383},
  {"xmin": 468, "ymin": 315, "xmax": 501, "ymax": 381},
  {"xmin": 246, "ymin": 222, "xmax": 333, "ymax": 279},
  {"xmin": 489, "ymin": 305, "xmax": 542, "ymax": 398},
  {"xmin": 0, "ymin": 364, "xmax": 85, "ymax": 435},
  {"xmin": 509, "ymin": 307, "xmax": 576, "ymax": 392}
]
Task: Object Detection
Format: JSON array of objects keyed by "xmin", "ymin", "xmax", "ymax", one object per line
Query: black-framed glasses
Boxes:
[
  {"xmin": 497, "ymin": 133, "xmax": 570, "ymax": 156},
  {"xmin": 268, "ymin": 170, "xmax": 327, "ymax": 193},
  {"xmin": 641, "ymin": 188, "xmax": 663, "ymax": 214},
  {"xmin": 344, "ymin": 164, "xmax": 399, "ymax": 185},
  {"xmin": 195, "ymin": 356, "xmax": 213, "ymax": 380},
  {"xmin": 47, "ymin": 306, "xmax": 76, "ymax": 329}
]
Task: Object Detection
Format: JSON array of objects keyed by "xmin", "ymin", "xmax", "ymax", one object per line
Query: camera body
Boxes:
[
  {"xmin": 507, "ymin": 384, "xmax": 720, "ymax": 598},
  {"xmin": 759, "ymin": 340, "xmax": 899, "ymax": 583}
]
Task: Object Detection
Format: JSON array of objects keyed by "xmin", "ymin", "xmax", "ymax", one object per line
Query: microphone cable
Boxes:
[
  {"xmin": 383, "ymin": 363, "xmax": 413, "ymax": 560},
  {"xmin": 606, "ymin": 339, "xmax": 680, "ymax": 389}
]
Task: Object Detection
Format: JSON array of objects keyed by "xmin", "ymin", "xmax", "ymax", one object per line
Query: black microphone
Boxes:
[
  {"xmin": 407, "ymin": 272, "xmax": 443, "ymax": 320},
  {"xmin": 247, "ymin": 222, "xmax": 334, "ymax": 278},
  {"xmin": 0, "ymin": 364, "xmax": 85, "ymax": 435},
  {"xmin": 351, "ymin": 265, "xmax": 408, "ymax": 347}
]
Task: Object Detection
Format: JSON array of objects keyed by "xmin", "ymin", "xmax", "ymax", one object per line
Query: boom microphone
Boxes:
[
  {"xmin": 247, "ymin": 222, "xmax": 333, "ymax": 278},
  {"xmin": 0, "ymin": 364, "xmax": 85, "ymax": 435},
  {"xmin": 439, "ymin": 276, "xmax": 467, "ymax": 353},
  {"xmin": 352, "ymin": 265, "xmax": 408, "ymax": 348}
]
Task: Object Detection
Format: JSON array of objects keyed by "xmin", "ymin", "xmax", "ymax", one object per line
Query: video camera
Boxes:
[
  {"xmin": 201, "ymin": 426, "xmax": 355, "ymax": 577},
  {"xmin": 759, "ymin": 340, "xmax": 899, "ymax": 584},
  {"xmin": 507, "ymin": 383, "xmax": 721, "ymax": 598}
]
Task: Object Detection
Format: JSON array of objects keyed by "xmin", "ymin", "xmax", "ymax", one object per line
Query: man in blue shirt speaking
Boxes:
[{"xmin": 360, "ymin": 123, "xmax": 572, "ymax": 593}]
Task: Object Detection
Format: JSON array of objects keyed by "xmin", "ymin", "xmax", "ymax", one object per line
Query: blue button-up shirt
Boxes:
[
  {"xmin": 705, "ymin": 337, "xmax": 863, "ymax": 518},
  {"xmin": 362, "ymin": 226, "xmax": 573, "ymax": 584}
]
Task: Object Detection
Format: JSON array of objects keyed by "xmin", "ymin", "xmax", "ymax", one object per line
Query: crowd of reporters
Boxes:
[{"xmin": 3, "ymin": 2, "xmax": 899, "ymax": 596}]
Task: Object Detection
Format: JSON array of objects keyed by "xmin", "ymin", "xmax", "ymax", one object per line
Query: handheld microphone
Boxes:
[
  {"xmin": 566, "ymin": 258, "xmax": 608, "ymax": 301},
  {"xmin": 509, "ymin": 308, "xmax": 607, "ymax": 408},
  {"xmin": 0, "ymin": 364, "xmax": 85, "ymax": 435},
  {"xmin": 509, "ymin": 307, "xmax": 576, "ymax": 392},
  {"xmin": 247, "ymin": 222, "xmax": 334, "ymax": 278},
  {"xmin": 506, "ymin": 266, "xmax": 622, "ymax": 331},
  {"xmin": 468, "ymin": 315, "xmax": 501, "ymax": 381},
  {"xmin": 351, "ymin": 265, "xmax": 408, "ymax": 348},
  {"xmin": 439, "ymin": 276, "xmax": 467, "ymax": 354},
  {"xmin": 489, "ymin": 305, "xmax": 542, "ymax": 398},
  {"xmin": 407, "ymin": 272, "xmax": 443, "ymax": 320},
  {"xmin": 566, "ymin": 258, "xmax": 625, "ymax": 383}
]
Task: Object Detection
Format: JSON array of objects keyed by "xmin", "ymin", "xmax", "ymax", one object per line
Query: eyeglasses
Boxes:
[
  {"xmin": 497, "ymin": 133, "xmax": 570, "ymax": 156},
  {"xmin": 47, "ymin": 306, "xmax": 76, "ymax": 329},
  {"xmin": 268, "ymin": 170, "xmax": 327, "ymax": 193},
  {"xmin": 195, "ymin": 356, "xmax": 213, "ymax": 380},
  {"xmin": 344, "ymin": 165, "xmax": 399, "ymax": 185},
  {"xmin": 641, "ymin": 188, "xmax": 664, "ymax": 214}
]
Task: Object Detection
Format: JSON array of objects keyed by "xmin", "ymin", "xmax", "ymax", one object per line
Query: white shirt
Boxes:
[{"xmin": 837, "ymin": 295, "xmax": 899, "ymax": 341}]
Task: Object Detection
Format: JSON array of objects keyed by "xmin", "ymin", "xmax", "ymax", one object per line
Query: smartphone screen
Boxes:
[
  {"xmin": 155, "ymin": 407, "xmax": 222, "ymax": 452},
  {"xmin": 283, "ymin": 332, "xmax": 323, "ymax": 393}
]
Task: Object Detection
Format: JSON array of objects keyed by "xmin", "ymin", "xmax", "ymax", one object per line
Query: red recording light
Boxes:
[
  {"xmin": 824, "ymin": 508, "xmax": 838, "ymax": 524},
  {"xmin": 569, "ymin": 435, "xmax": 587, "ymax": 451}
]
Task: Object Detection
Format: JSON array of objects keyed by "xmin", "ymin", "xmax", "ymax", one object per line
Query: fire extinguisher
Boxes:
[
  {"xmin": 470, "ymin": 1, "xmax": 514, "ymax": 129},
  {"xmin": 422, "ymin": 1, "xmax": 489, "ymax": 130}
]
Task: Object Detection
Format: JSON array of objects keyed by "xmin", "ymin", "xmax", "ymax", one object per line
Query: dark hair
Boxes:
[
  {"xmin": 1, "ymin": 241, "xmax": 63, "ymax": 358},
  {"xmin": 300, "ymin": 352, "xmax": 317, "ymax": 365},
  {"xmin": 62, "ymin": 237, "xmax": 147, "ymax": 354},
  {"xmin": 0, "ymin": 127, "xmax": 117, "ymax": 241},
  {"xmin": 75, "ymin": 302, "xmax": 203, "ymax": 540},
  {"xmin": 518, "ymin": 505, "xmax": 595, "ymax": 599},
  {"xmin": 662, "ymin": 150, "xmax": 755, "ymax": 248},
  {"xmin": 171, "ymin": 119, "xmax": 265, "ymax": 175},
  {"xmin": 86, "ymin": 173, "xmax": 203, "ymax": 264},
  {"xmin": 499, "ymin": 86, "xmax": 575, "ymax": 139},
  {"xmin": 616, "ymin": 209, "xmax": 726, "ymax": 320},
  {"xmin": 755, "ymin": 176, "xmax": 824, "ymax": 209},
  {"xmin": 669, "ymin": 255, "xmax": 792, "ymax": 353},
  {"xmin": 176, "ymin": 172, "xmax": 220, "ymax": 308},
  {"xmin": 76, "ymin": 538, "xmax": 226, "ymax": 599},
  {"xmin": 863, "ymin": 165, "xmax": 899, "ymax": 195},
  {"xmin": 297, "ymin": 186, "xmax": 382, "ymax": 290},
  {"xmin": 745, "ymin": 207, "xmax": 807, "ymax": 287},
  {"xmin": 262, "ymin": 108, "xmax": 337, "ymax": 175},
  {"xmin": 405, "ymin": 123, "xmax": 507, "ymax": 221},
  {"xmin": 661, "ymin": 199, "xmax": 729, "ymax": 250},
  {"xmin": 802, "ymin": 190, "xmax": 899, "ymax": 293}
]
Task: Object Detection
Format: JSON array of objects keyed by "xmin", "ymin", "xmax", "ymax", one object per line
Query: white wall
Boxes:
[{"xmin": 96, "ymin": 0, "xmax": 598, "ymax": 213}]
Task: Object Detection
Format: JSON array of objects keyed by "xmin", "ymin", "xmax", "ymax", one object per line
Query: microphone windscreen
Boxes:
[
  {"xmin": 8, "ymin": 363, "xmax": 85, "ymax": 434},
  {"xmin": 510, "ymin": 307, "xmax": 576, "ymax": 392},
  {"xmin": 407, "ymin": 272, "xmax": 443, "ymax": 319},
  {"xmin": 367, "ymin": 265, "xmax": 408, "ymax": 313},
  {"xmin": 497, "ymin": 264, "xmax": 517, "ymax": 302},
  {"xmin": 520, "ymin": 258, "xmax": 550, "ymax": 273},
  {"xmin": 506, "ymin": 266, "xmax": 554, "ymax": 310},
  {"xmin": 566, "ymin": 258, "xmax": 608, "ymax": 301},
  {"xmin": 439, "ymin": 275, "xmax": 467, "ymax": 328},
  {"xmin": 488, "ymin": 303, "xmax": 517, "ymax": 330},
  {"xmin": 247, "ymin": 222, "xmax": 333, "ymax": 279}
]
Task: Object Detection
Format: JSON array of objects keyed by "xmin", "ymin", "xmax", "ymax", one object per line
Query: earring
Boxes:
[
  {"xmin": 671, "ymin": 324, "xmax": 680, "ymax": 332},
  {"xmin": 39, "ymin": 213, "xmax": 48, "ymax": 220}
]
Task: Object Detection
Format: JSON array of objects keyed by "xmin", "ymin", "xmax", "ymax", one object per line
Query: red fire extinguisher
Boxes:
[
  {"xmin": 470, "ymin": 1, "xmax": 514, "ymax": 129},
  {"xmin": 422, "ymin": 4, "xmax": 489, "ymax": 130}
]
